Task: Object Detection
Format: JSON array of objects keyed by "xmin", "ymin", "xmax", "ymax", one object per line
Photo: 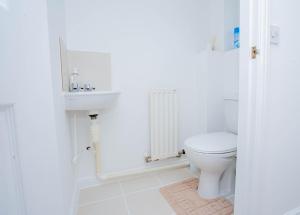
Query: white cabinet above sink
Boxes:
[{"xmin": 64, "ymin": 91, "xmax": 120, "ymax": 111}]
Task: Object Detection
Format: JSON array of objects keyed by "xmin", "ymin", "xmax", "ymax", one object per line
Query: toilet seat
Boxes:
[{"xmin": 185, "ymin": 132, "xmax": 237, "ymax": 154}]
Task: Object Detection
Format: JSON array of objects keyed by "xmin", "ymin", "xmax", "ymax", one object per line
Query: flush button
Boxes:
[{"xmin": 271, "ymin": 25, "xmax": 280, "ymax": 45}]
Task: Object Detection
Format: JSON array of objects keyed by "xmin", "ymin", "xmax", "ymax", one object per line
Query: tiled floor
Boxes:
[{"xmin": 77, "ymin": 167, "xmax": 195, "ymax": 215}]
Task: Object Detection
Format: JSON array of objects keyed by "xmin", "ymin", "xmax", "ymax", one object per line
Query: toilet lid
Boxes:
[{"xmin": 185, "ymin": 132, "xmax": 237, "ymax": 154}]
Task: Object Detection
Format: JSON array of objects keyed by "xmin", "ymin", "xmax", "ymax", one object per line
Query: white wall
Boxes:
[
  {"xmin": 46, "ymin": 0, "xmax": 76, "ymax": 213},
  {"xmin": 258, "ymin": 1, "xmax": 300, "ymax": 214},
  {"xmin": 65, "ymin": 0, "xmax": 210, "ymax": 177},
  {"xmin": 208, "ymin": 0, "xmax": 225, "ymax": 51},
  {"xmin": 0, "ymin": 0, "xmax": 68, "ymax": 215}
]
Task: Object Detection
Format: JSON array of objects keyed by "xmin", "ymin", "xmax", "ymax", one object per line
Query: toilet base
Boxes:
[
  {"xmin": 197, "ymin": 160, "xmax": 236, "ymax": 199},
  {"xmin": 198, "ymin": 171, "xmax": 222, "ymax": 199}
]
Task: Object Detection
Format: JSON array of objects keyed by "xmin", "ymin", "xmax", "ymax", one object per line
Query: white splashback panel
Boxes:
[{"xmin": 67, "ymin": 50, "xmax": 112, "ymax": 91}]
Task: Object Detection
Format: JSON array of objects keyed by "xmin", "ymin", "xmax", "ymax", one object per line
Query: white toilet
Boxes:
[{"xmin": 185, "ymin": 99, "xmax": 238, "ymax": 199}]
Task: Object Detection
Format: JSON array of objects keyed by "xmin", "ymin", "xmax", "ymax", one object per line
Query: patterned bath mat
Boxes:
[{"xmin": 160, "ymin": 178, "xmax": 233, "ymax": 215}]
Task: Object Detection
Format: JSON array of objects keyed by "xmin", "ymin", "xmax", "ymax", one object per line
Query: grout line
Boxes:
[
  {"xmin": 124, "ymin": 176, "xmax": 197, "ymax": 197},
  {"xmin": 79, "ymin": 180, "xmax": 162, "ymax": 208},
  {"xmin": 78, "ymin": 180, "xmax": 118, "ymax": 190},
  {"xmin": 117, "ymin": 174, "xmax": 163, "ymax": 196},
  {"xmin": 154, "ymin": 172, "xmax": 164, "ymax": 187},
  {"xmin": 119, "ymin": 181, "xmax": 131, "ymax": 215},
  {"xmin": 79, "ymin": 195, "xmax": 124, "ymax": 208},
  {"xmin": 125, "ymin": 186, "xmax": 162, "ymax": 197}
]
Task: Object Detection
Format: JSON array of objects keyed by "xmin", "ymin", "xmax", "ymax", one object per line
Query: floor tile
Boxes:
[
  {"xmin": 126, "ymin": 188, "xmax": 174, "ymax": 215},
  {"xmin": 79, "ymin": 182, "xmax": 122, "ymax": 206},
  {"xmin": 120, "ymin": 174, "xmax": 160, "ymax": 194},
  {"xmin": 156, "ymin": 167, "xmax": 194, "ymax": 185},
  {"xmin": 78, "ymin": 197, "xmax": 128, "ymax": 215}
]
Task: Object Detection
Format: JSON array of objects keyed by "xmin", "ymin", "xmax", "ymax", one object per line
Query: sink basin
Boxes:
[{"xmin": 64, "ymin": 91, "xmax": 120, "ymax": 111}]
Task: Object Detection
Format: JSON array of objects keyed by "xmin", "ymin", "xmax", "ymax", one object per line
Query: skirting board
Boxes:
[{"xmin": 99, "ymin": 158, "xmax": 189, "ymax": 180}]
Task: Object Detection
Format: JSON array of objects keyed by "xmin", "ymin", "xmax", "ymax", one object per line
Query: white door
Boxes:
[
  {"xmin": 0, "ymin": 106, "xmax": 26, "ymax": 215},
  {"xmin": 236, "ymin": 0, "xmax": 300, "ymax": 214}
]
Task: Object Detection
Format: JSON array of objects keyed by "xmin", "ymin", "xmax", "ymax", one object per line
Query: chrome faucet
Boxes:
[
  {"xmin": 84, "ymin": 84, "xmax": 92, "ymax": 91},
  {"xmin": 82, "ymin": 83, "xmax": 95, "ymax": 92}
]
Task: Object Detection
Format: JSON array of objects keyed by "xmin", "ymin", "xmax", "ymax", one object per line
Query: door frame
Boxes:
[{"xmin": 234, "ymin": 0, "xmax": 270, "ymax": 214}]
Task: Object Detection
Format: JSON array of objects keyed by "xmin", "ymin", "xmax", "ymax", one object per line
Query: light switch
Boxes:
[{"xmin": 270, "ymin": 25, "xmax": 280, "ymax": 45}]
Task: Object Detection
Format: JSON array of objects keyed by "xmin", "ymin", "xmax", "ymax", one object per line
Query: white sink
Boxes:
[{"xmin": 64, "ymin": 91, "xmax": 120, "ymax": 111}]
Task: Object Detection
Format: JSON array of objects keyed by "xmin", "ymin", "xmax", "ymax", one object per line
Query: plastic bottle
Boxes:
[
  {"xmin": 69, "ymin": 68, "xmax": 80, "ymax": 92},
  {"xmin": 234, "ymin": 27, "xmax": 240, "ymax": 49}
]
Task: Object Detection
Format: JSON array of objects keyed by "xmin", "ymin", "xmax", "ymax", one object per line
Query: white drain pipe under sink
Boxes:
[
  {"xmin": 71, "ymin": 111, "xmax": 102, "ymax": 176},
  {"xmin": 88, "ymin": 111, "xmax": 101, "ymax": 175}
]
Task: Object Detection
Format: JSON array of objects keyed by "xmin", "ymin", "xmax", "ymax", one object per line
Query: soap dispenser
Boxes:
[{"xmin": 69, "ymin": 68, "xmax": 80, "ymax": 92}]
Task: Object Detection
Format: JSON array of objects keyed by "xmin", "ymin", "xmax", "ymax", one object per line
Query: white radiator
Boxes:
[{"xmin": 149, "ymin": 89, "xmax": 179, "ymax": 160}]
